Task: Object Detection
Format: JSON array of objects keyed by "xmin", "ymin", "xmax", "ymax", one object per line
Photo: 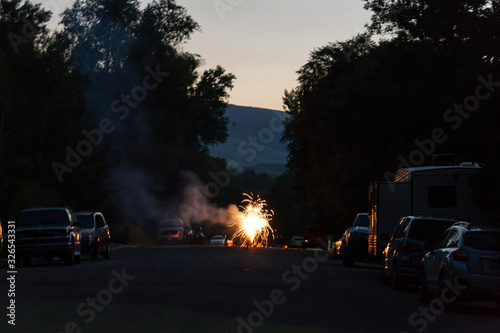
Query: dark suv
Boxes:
[
  {"xmin": 381, "ymin": 216, "xmax": 456, "ymax": 289},
  {"xmin": 342, "ymin": 213, "xmax": 369, "ymax": 266},
  {"xmin": 16, "ymin": 207, "xmax": 82, "ymax": 265}
]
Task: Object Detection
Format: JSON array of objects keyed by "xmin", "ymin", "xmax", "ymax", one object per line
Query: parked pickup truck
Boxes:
[{"xmin": 16, "ymin": 207, "xmax": 82, "ymax": 266}]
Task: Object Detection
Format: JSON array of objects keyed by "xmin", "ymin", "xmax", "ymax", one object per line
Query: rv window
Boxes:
[{"xmin": 428, "ymin": 186, "xmax": 457, "ymax": 208}]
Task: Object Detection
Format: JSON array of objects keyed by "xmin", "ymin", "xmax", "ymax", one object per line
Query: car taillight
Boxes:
[
  {"xmin": 452, "ymin": 249, "xmax": 468, "ymax": 262},
  {"xmin": 402, "ymin": 243, "xmax": 422, "ymax": 253}
]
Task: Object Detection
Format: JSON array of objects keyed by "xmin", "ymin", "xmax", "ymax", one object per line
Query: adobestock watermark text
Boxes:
[
  {"xmin": 236, "ymin": 238, "xmax": 331, "ymax": 333},
  {"xmin": 54, "ymin": 267, "xmax": 135, "ymax": 333},
  {"xmin": 52, "ymin": 65, "xmax": 169, "ymax": 182},
  {"xmin": 178, "ymin": 111, "xmax": 286, "ymax": 224},
  {"xmin": 402, "ymin": 277, "xmax": 468, "ymax": 333},
  {"xmin": 384, "ymin": 73, "xmax": 499, "ymax": 186}
]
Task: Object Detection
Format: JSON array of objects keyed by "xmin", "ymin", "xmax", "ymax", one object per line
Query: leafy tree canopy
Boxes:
[
  {"xmin": 0, "ymin": 0, "xmax": 236, "ymax": 226},
  {"xmin": 0, "ymin": 0, "xmax": 107, "ymax": 219},
  {"xmin": 61, "ymin": 0, "xmax": 236, "ymax": 222},
  {"xmin": 283, "ymin": 2, "xmax": 500, "ymax": 224}
]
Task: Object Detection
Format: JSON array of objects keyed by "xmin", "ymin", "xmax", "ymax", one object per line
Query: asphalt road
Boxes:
[{"xmin": 1, "ymin": 246, "xmax": 499, "ymax": 333}]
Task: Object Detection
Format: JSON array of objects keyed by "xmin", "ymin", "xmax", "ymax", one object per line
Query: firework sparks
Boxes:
[{"xmin": 231, "ymin": 193, "xmax": 274, "ymax": 246}]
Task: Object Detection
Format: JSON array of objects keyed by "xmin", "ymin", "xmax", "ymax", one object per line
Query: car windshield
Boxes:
[
  {"xmin": 408, "ymin": 219, "xmax": 455, "ymax": 241},
  {"xmin": 76, "ymin": 215, "xmax": 95, "ymax": 228},
  {"xmin": 354, "ymin": 215, "xmax": 369, "ymax": 227},
  {"xmin": 18, "ymin": 210, "xmax": 70, "ymax": 227},
  {"xmin": 464, "ymin": 232, "xmax": 500, "ymax": 251}
]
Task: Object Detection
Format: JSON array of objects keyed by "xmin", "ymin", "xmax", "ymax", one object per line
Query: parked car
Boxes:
[
  {"xmin": 158, "ymin": 219, "xmax": 188, "ymax": 244},
  {"xmin": 303, "ymin": 226, "xmax": 328, "ymax": 249},
  {"xmin": 334, "ymin": 229, "xmax": 350, "ymax": 259},
  {"xmin": 419, "ymin": 222, "xmax": 500, "ymax": 308},
  {"xmin": 290, "ymin": 236, "xmax": 304, "ymax": 248},
  {"xmin": 211, "ymin": 235, "xmax": 226, "ymax": 246},
  {"xmin": 16, "ymin": 207, "xmax": 82, "ymax": 266},
  {"xmin": 342, "ymin": 213, "xmax": 369, "ymax": 266},
  {"xmin": 381, "ymin": 216, "xmax": 456, "ymax": 289},
  {"xmin": 75, "ymin": 211, "xmax": 111, "ymax": 260}
]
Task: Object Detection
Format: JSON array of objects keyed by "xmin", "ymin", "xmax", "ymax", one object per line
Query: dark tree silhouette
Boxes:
[
  {"xmin": 283, "ymin": 2, "xmax": 500, "ymax": 225},
  {"xmin": 0, "ymin": 0, "xmax": 107, "ymax": 219}
]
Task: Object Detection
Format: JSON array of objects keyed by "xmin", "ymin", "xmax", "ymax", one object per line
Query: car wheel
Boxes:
[
  {"xmin": 65, "ymin": 244, "xmax": 75, "ymax": 265},
  {"xmin": 391, "ymin": 262, "xmax": 403, "ymax": 290},
  {"xmin": 103, "ymin": 243, "xmax": 111, "ymax": 259},
  {"xmin": 418, "ymin": 269, "xmax": 432, "ymax": 303}
]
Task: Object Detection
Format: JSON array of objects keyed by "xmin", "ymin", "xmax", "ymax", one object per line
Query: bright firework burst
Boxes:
[{"xmin": 231, "ymin": 193, "xmax": 274, "ymax": 246}]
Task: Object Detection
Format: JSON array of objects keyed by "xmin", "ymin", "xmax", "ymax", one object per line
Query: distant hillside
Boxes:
[{"xmin": 210, "ymin": 105, "xmax": 289, "ymax": 177}]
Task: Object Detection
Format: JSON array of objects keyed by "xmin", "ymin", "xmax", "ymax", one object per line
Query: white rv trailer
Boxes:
[{"xmin": 368, "ymin": 163, "xmax": 487, "ymax": 258}]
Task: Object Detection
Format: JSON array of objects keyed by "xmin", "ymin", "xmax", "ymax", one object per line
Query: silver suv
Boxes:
[
  {"xmin": 419, "ymin": 222, "xmax": 500, "ymax": 308},
  {"xmin": 76, "ymin": 211, "xmax": 111, "ymax": 260}
]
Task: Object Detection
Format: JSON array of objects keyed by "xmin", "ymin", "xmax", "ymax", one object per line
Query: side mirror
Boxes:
[
  {"xmin": 423, "ymin": 241, "xmax": 434, "ymax": 252},
  {"xmin": 380, "ymin": 232, "xmax": 390, "ymax": 241}
]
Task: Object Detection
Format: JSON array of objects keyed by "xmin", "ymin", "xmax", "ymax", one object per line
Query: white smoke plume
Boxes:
[
  {"xmin": 109, "ymin": 167, "xmax": 241, "ymax": 228},
  {"xmin": 178, "ymin": 171, "xmax": 241, "ymax": 226}
]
